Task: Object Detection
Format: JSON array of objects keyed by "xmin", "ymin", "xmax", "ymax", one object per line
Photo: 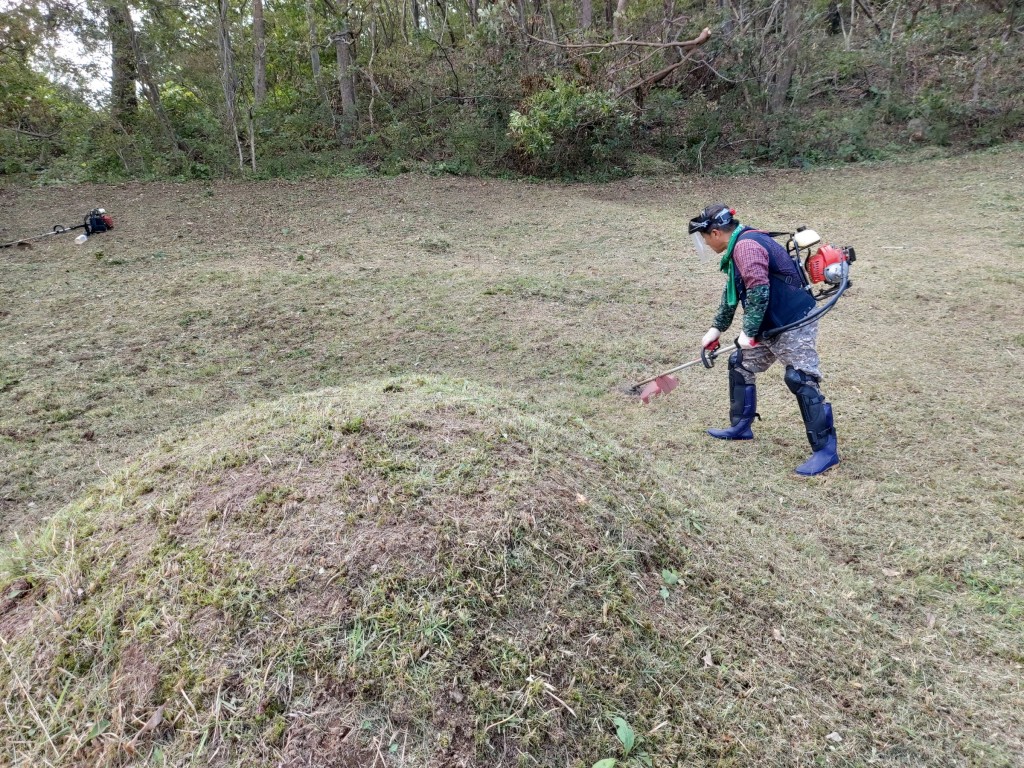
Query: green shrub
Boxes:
[
  {"xmin": 446, "ymin": 104, "xmax": 515, "ymax": 175},
  {"xmin": 508, "ymin": 78, "xmax": 634, "ymax": 177}
]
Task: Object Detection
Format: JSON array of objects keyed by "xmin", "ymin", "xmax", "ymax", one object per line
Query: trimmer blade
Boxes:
[{"xmin": 639, "ymin": 374, "xmax": 679, "ymax": 404}]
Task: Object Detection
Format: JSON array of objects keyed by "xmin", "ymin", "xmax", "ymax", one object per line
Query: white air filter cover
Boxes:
[{"xmin": 793, "ymin": 229, "xmax": 821, "ymax": 248}]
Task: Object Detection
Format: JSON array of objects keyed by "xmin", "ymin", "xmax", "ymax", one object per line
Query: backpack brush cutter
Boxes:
[
  {"xmin": 1, "ymin": 208, "xmax": 114, "ymax": 250},
  {"xmin": 631, "ymin": 226, "xmax": 855, "ymax": 403}
]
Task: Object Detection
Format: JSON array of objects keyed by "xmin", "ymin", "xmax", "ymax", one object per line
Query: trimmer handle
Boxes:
[
  {"xmin": 701, "ymin": 340, "xmax": 739, "ymax": 369},
  {"xmin": 701, "ymin": 342, "xmax": 719, "ymax": 369}
]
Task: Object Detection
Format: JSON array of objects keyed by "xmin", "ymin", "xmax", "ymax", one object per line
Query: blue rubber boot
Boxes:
[
  {"xmin": 785, "ymin": 366, "xmax": 840, "ymax": 476},
  {"xmin": 708, "ymin": 358, "xmax": 759, "ymax": 440}
]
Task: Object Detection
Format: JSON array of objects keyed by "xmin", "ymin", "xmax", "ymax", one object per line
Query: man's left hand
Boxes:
[{"xmin": 737, "ymin": 332, "xmax": 759, "ymax": 349}]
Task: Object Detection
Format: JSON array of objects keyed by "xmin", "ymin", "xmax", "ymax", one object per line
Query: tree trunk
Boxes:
[
  {"xmin": 769, "ymin": 0, "xmax": 801, "ymax": 113},
  {"xmin": 334, "ymin": 16, "xmax": 357, "ymax": 123},
  {"xmin": 248, "ymin": 106, "xmax": 257, "ymax": 171},
  {"xmin": 580, "ymin": 0, "xmax": 593, "ymax": 30},
  {"xmin": 306, "ymin": 0, "xmax": 329, "ymax": 103},
  {"xmin": 663, "ymin": 0, "xmax": 678, "ymax": 62},
  {"xmin": 127, "ymin": 19, "xmax": 192, "ymax": 158},
  {"xmin": 367, "ymin": 12, "xmax": 380, "ymax": 128},
  {"xmin": 827, "ymin": 1, "xmax": 841, "ymax": 34},
  {"xmin": 107, "ymin": 1, "xmax": 138, "ymax": 127},
  {"xmin": 217, "ymin": 0, "xmax": 245, "ymax": 169},
  {"xmin": 719, "ymin": 0, "xmax": 733, "ymax": 38},
  {"xmin": 438, "ymin": 0, "xmax": 456, "ymax": 45},
  {"xmin": 545, "ymin": 0, "xmax": 558, "ymax": 38},
  {"xmin": 253, "ymin": 0, "xmax": 267, "ymax": 106},
  {"xmin": 612, "ymin": 0, "xmax": 628, "ymax": 40}
]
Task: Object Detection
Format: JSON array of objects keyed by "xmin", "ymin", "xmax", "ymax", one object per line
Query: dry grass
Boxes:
[{"xmin": 1, "ymin": 145, "xmax": 1023, "ymax": 766}]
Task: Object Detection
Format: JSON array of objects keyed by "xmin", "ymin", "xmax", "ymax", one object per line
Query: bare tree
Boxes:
[
  {"xmin": 253, "ymin": 0, "xmax": 267, "ymax": 106},
  {"xmin": 127, "ymin": 18, "xmax": 192, "ymax": 158},
  {"xmin": 306, "ymin": 0, "xmax": 329, "ymax": 105},
  {"xmin": 522, "ymin": 24, "xmax": 713, "ymax": 99},
  {"xmin": 613, "ymin": 0, "xmax": 628, "ymax": 40},
  {"xmin": 769, "ymin": 0, "xmax": 802, "ymax": 113},
  {"xmin": 580, "ymin": 0, "xmax": 593, "ymax": 30},
  {"xmin": 107, "ymin": 1, "xmax": 138, "ymax": 127},
  {"xmin": 217, "ymin": 0, "xmax": 245, "ymax": 169}
]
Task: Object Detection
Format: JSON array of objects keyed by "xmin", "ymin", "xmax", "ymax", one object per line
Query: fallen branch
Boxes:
[
  {"xmin": 615, "ymin": 30, "xmax": 715, "ymax": 98},
  {"xmin": 617, "ymin": 53, "xmax": 696, "ymax": 98},
  {"xmin": 0, "ymin": 125, "xmax": 59, "ymax": 140},
  {"xmin": 525, "ymin": 26, "xmax": 711, "ymax": 51}
]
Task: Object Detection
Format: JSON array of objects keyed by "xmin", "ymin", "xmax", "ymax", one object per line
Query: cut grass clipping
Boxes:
[{"xmin": 1, "ymin": 377, "xmax": 702, "ymax": 767}]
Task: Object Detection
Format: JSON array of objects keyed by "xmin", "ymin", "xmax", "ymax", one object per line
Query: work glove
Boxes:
[
  {"xmin": 701, "ymin": 327, "xmax": 721, "ymax": 351},
  {"xmin": 737, "ymin": 331, "xmax": 758, "ymax": 349}
]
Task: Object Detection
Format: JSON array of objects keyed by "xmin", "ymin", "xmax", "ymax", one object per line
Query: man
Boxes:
[{"xmin": 688, "ymin": 204, "xmax": 840, "ymax": 476}]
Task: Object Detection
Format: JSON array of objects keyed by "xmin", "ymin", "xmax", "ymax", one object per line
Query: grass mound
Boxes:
[{"xmin": 2, "ymin": 377, "xmax": 709, "ymax": 767}]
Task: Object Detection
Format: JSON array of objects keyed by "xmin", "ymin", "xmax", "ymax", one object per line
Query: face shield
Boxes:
[
  {"xmin": 689, "ymin": 205, "xmax": 736, "ymax": 263},
  {"xmin": 692, "ymin": 232, "xmax": 714, "ymax": 262}
]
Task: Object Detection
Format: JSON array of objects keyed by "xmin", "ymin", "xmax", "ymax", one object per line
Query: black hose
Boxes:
[{"xmin": 761, "ymin": 272, "xmax": 850, "ymax": 341}]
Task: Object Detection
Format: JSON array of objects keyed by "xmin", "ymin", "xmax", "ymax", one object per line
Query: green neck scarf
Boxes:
[{"xmin": 719, "ymin": 226, "xmax": 746, "ymax": 308}]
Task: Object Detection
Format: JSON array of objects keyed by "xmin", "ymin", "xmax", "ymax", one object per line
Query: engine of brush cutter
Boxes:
[
  {"xmin": 85, "ymin": 208, "xmax": 114, "ymax": 235},
  {"xmin": 806, "ymin": 243, "xmax": 855, "ymax": 286}
]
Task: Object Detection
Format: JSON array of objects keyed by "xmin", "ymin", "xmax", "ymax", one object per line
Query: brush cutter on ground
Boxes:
[
  {"xmin": 1, "ymin": 208, "xmax": 114, "ymax": 250},
  {"xmin": 632, "ymin": 341, "xmax": 737, "ymax": 404}
]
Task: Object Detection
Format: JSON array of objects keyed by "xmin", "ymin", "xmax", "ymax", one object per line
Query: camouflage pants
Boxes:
[{"xmin": 733, "ymin": 321, "xmax": 822, "ymax": 384}]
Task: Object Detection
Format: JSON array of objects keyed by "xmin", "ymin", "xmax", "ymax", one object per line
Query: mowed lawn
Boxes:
[{"xmin": 2, "ymin": 146, "xmax": 1023, "ymax": 763}]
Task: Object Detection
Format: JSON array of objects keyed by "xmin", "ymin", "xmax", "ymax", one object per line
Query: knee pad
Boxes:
[{"xmin": 784, "ymin": 365, "xmax": 819, "ymax": 395}]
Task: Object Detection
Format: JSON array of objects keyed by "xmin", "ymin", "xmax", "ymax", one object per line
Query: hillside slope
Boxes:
[{"xmin": 2, "ymin": 377, "xmax": 1020, "ymax": 766}]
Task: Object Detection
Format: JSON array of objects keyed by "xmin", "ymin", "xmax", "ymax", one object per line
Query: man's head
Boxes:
[{"xmin": 688, "ymin": 204, "xmax": 739, "ymax": 259}]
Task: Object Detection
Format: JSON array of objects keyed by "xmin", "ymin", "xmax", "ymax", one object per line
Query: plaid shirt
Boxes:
[
  {"xmin": 712, "ymin": 232, "xmax": 772, "ymax": 333},
  {"xmin": 732, "ymin": 237, "xmax": 770, "ymax": 290}
]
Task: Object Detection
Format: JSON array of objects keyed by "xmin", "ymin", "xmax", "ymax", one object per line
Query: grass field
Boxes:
[{"xmin": 1, "ymin": 147, "xmax": 1022, "ymax": 766}]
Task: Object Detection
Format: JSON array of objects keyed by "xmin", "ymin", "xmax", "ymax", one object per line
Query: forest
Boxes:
[{"xmin": 2, "ymin": 0, "xmax": 1021, "ymax": 180}]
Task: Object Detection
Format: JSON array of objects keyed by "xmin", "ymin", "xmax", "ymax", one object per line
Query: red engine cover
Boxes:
[{"xmin": 805, "ymin": 244, "xmax": 845, "ymax": 284}]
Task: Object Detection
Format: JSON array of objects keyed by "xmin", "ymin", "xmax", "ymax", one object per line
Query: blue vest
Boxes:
[{"xmin": 733, "ymin": 229, "xmax": 816, "ymax": 336}]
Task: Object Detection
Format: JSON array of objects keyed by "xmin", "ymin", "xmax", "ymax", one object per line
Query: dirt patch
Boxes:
[
  {"xmin": 279, "ymin": 712, "xmax": 374, "ymax": 768},
  {"xmin": 0, "ymin": 578, "xmax": 40, "ymax": 643},
  {"xmin": 182, "ymin": 462, "xmax": 275, "ymax": 518},
  {"xmin": 110, "ymin": 642, "xmax": 160, "ymax": 713},
  {"xmin": 169, "ymin": 413, "xmax": 551, "ymax": 601},
  {"xmin": 187, "ymin": 605, "xmax": 228, "ymax": 644}
]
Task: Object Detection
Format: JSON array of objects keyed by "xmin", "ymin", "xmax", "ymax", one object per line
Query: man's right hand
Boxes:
[{"xmin": 701, "ymin": 327, "xmax": 721, "ymax": 351}]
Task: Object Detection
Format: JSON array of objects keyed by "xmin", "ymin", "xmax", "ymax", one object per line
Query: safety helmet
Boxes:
[{"xmin": 688, "ymin": 204, "xmax": 737, "ymax": 235}]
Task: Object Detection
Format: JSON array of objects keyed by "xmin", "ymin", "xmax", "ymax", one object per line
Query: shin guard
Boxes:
[
  {"xmin": 708, "ymin": 353, "xmax": 759, "ymax": 440},
  {"xmin": 785, "ymin": 366, "xmax": 839, "ymax": 475}
]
